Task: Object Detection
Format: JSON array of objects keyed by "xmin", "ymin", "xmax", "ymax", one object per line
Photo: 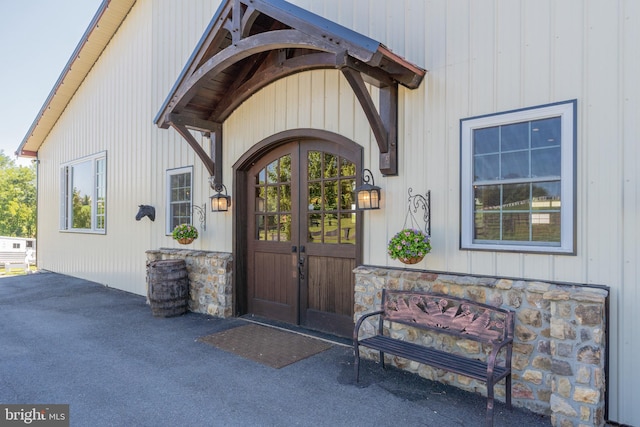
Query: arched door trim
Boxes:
[{"xmin": 233, "ymin": 128, "xmax": 363, "ymax": 320}]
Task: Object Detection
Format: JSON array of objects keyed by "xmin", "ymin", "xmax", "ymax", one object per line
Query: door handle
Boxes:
[{"xmin": 298, "ymin": 256, "xmax": 305, "ymax": 280}]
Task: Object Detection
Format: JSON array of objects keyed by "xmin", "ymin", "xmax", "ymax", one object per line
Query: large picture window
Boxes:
[
  {"xmin": 460, "ymin": 100, "xmax": 576, "ymax": 254},
  {"xmin": 60, "ymin": 152, "xmax": 107, "ymax": 233},
  {"xmin": 166, "ymin": 167, "xmax": 193, "ymax": 234}
]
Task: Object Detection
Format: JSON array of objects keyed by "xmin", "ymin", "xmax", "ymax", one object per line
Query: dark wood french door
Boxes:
[{"xmin": 246, "ymin": 139, "xmax": 360, "ymax": 337}]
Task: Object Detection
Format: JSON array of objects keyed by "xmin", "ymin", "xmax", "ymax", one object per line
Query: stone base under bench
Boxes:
[{"xmin": 354, "ymin": 265, "xmax": 608, "ymax": 427}]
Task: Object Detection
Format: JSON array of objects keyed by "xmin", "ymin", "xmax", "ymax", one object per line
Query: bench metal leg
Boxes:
[
  {"xmin": 486, "ymin": 379, "xmax": 495, "ymax": 427},
  {"xmin": 354, "ymin": 343, "xmax": 361, "ymax": 382}
]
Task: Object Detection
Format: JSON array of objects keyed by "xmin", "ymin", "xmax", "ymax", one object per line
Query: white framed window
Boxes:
[
  {"xmin": 460, "ymin": 100, "xmax": 576, "ymax": 254},
  {"xmin": 166, "ymin": 166, "xmax": 193, "ymax": 235},
  {"xmin": 60, "ymin": 152, "xmax": 107, "ymax": 233}
]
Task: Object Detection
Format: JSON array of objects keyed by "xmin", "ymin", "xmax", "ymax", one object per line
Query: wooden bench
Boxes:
[{"xmin": 354, "ymin": 289, "xmax": 515, "ymax": 427}]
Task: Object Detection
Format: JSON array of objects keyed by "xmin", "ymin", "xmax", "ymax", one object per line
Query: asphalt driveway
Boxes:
[{"xmin": 0, "ymin": 272, "xmax": 550, "ymax": 426}]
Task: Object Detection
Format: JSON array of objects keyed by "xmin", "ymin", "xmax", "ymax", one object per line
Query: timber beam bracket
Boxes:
[{"xmin": 341, "ymin": 67, "xmax": 398, "ymax": 176}]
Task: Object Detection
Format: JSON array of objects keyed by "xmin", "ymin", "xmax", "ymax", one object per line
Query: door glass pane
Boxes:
[
  {"xmin": 339, "ymin": 213, "xmax": 356, "ymax": 245},
  {"xmin": 324, "ymin": 181, "xmax": 338, "ymax": 211},
  {"xmin": 323, "ymin": 153, "xmax": 338, "ymax": 178},
  {"xmin": 266, "ymin": 186, "xmax": 278, "ymax": 212},
  {"xmin": 266, "ymin": 215, "xmax": 279, "ymax": 241},
  {"xmin": 254, "ymin": 154, "xmax": 292, "ymax": 241},
  {"xmin": 279, "ymin": 214, "xmax": 291, "ymax": 242},
  {"xmin": 308, "ymin": 213, "xmax": 322, "ymax": 243},
  {"xmin": 308, "ymin": 151, "xmax": 321, "ymax": 180},
  {"xmin": 279, "ymin": 155, "xmax": 291, "ymax": 182},
  {"xmin": 340, "ymin": 179, "xmax": 355, "ymax": 209},
  {"xmin": 308, "ymin": 182, "xmax": 321, "ymax": 211},
  {"xmin": 305, "ymin": 150, "xmax": 356, "ymax": 245},
  {"xmin": 340, "ymin": 158, "xmax": 356, "ymax": 177},
  {"xmin": 266, "ymin": 160, "xmax": 278, "ymax": 184},
  {"xmin": 256, "ymin": 215, "xmax": 265, "ymax": 240},
  {"xmin": 255, "ymin": 187, "xmax": 266, "ymax": 212},
  {"xmin": 257, "ymin": 168, "xmax": 266, "ymax": 185},
  {"xmin": 280, "ymin": 184, "xmax": 291, "ymax": 211},
  {"xmin": 324, "ymin": 213, "xmax": 339, "ymax": 243}
]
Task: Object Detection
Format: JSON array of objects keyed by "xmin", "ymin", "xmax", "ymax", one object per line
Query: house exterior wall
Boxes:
[
  {"xmin": 32, "ymin": 0, "xmax": 639, "ymax": 424},
  {"xmin": 37, "ymin": 0, "xmax": 154, "ymax": 294}
]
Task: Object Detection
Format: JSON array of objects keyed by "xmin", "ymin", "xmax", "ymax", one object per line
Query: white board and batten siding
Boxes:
[
  {"xmin": 226, "ymin": 1, "xmax": 640, "ymax": 423},
  {"xmin": 33, "ymin": 0, "xmax": 639, "ymax": 423}
]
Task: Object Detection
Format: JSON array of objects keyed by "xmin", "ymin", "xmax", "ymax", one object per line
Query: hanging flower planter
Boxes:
[
  {"xmin": 387, "ymin": 228, "xmax": 431, "ymax": 265},
  {"xmin": 387, "ymin": 188, "xmax": 432, "ymax": 265},
  {"xmin": 172, "ymin": 224, "xmax": 198, "ymax": 245},
  {"xmin": 399, "ymin": 255, "xmax": 424, "ymax": 265}
]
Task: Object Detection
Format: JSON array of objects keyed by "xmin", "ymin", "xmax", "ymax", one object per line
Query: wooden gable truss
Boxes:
[{"xmin": 154, "ymin": 0, "xmax": 426, "ymax": 178}]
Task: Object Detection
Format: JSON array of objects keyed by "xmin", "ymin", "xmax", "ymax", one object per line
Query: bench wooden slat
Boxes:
[{"xmin": 359, "ymin": 335, "xmax": 509, "ymax": 382}]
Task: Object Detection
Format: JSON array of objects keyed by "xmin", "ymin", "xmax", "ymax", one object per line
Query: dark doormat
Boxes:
[{"xmin": 197, "ymin": 323, "xmax": 333, "ymax": 369}]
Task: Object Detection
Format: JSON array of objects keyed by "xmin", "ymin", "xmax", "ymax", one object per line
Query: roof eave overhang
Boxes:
[{"xmin": 15, "ymin": 0, "xmax": 137, "ymax": 158}]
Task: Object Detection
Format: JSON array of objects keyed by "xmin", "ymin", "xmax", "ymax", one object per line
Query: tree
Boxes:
[{"xmin": 0, "ymin": 151, "xmax": 36, "ymax": 237}]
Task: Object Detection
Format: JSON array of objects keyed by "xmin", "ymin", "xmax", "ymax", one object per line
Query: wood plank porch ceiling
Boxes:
[{"xmin": 154, "ymin": 0, "xmax": 426, "ymax": 177}]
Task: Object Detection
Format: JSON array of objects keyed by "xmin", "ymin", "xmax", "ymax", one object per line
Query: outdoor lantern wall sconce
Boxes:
[
  {"xmin": 355, "ymin": 168, "xmax": 381, "ymax": 210},
  {"xmin": 191, "ymin": 203, "xmax": 207, "ymax": 231},
  {"xmin": 210, "ymin": 182, "xmax": 231, "ymax": 212}
]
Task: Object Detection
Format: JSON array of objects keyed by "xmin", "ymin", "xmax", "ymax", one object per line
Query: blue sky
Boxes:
[{"xmin": 0, "ymin": 0, "xmax": 103, "ymax": 164}]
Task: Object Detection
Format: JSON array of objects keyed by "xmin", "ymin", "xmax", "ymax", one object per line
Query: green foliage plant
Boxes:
[
  {"xmin": 387, "ymin": 228, "xmax": 431, "ymax": 263},
  {"xmin": 172, "ymin": 224, "xmax": 198, "ymax": 241},
  {"xmin": 0, "ymin": 151, "xmax": 36, "ymax": 237}
]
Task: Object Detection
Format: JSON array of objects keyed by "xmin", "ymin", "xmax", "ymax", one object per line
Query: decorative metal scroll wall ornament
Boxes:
[
  {"xmin": 405, "ymin": 188, "xmax": 431, "ymax": 236},
  {"xmin": 191, "ymin": 204, "xmax": 207, "ymax": 231},
  {"xmin": 354, "ymin": 168, "xmax": 381, "ymax": 210}
]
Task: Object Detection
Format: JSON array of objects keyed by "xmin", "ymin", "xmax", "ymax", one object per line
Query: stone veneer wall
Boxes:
[
  {"xmin": 146, "ymin": 249, "xmax": 233, "ymax": 318},
  {"xmin": 354, "ymin": 266, "xmax": 608, "ymax": 427}
]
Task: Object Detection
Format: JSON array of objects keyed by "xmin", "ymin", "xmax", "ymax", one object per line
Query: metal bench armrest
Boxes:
[{"xmin": 353, "ymin": 309, "xmax": 384, "ymax": 342}]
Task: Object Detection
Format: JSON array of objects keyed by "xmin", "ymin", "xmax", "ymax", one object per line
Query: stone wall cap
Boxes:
[
  {"xmin": 527, "ymin": 282, "xmax": 552, "ymax": 293},
  {"xmin": 572, "ymin": 290, "xmax": 608, "ymax": 303},
  {"xmin": 353, "ymin": 266, "xmax": 372, "ymax": 274},
  {"xmin": 543, "ymin": 290, "xmax": 571, "ymax": 301},
  {"xmin": 495, "ymin": 279, "xmax": 513, "ymax": 290},
  {"xmin": 401, "ymin": 271, "xmax": 422, "ymax": 280}
]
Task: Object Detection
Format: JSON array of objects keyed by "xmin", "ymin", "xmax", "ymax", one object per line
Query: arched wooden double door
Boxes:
[{"xmin": 246, "ymin": 138, "xmax": 361, "ymax": 337}]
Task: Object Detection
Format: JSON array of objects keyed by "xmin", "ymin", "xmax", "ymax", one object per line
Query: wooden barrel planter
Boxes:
[{"xmin": 146, "ymin": 259, "xmax": 189, "ymax": 317}]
